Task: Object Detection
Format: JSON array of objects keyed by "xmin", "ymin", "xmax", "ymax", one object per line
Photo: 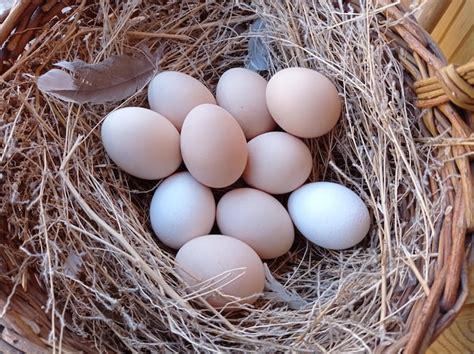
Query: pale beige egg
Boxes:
[
  {"xmin": 217, "ymin": 188, "xmax": 294, "ymax": 259},
  {"xmin": 243, "ymin": 132, "xmax": 312, "ymax": 194},
  {"xmin": 180, "ymin": 104, "xmax": 248, "ymax": 188},
  {"xmin": 216, "ymin": 68, "xmax": 276, "ymax": 140},
  {"xmin": 101, "ymin": 107, "xmax": 181, "ymax": 180},
  {"xmin": 266, "ymin": 67, "xmax": 341, "ymax": 138},
  {"xmin": 176, "ymin": 235, "xmax": 265, "ymax": 308},
  {"xmin": 148, "ymin": 71, "xmax": 216, "ymax": 130}
]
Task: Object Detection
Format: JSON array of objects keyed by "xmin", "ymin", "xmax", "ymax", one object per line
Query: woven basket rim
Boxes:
[{"xmin": 0, "ymin": 1, "xmax": 472, "ymax": 353}]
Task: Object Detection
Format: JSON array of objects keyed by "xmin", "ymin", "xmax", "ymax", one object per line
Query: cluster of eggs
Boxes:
[{"xmin": 100, "ymin": 67, "xmax": 371, "ymax": 308}]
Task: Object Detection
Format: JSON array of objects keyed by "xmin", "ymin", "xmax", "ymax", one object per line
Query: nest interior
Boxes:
[{"xmin": 0, "ymin": 0, "xmax": 472, "ymax": 352}]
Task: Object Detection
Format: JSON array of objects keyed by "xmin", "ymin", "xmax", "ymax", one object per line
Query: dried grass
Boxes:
[{"xmin": 0, "ymin": 0, "xmax": 455, "ymax": 352}]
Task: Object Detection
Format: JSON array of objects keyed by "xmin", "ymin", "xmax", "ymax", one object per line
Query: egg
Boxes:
[
  {"xmin": 101, "ymin": 107, "xmax": 181, "ymax": 180},
  {"xmin": 176, "ymin": 235, "xmax": 265, "ymax": 307},
  {"xmin": 216, "ymin": 68, "xmax": 276, "ymax": 140},
  {"xmin": 288, "ymin": 182, "xmax": 371, "ymax": 249},
  {"xmin": 216, "ymin": 188, "xmax": 294, "ymax": 259},
  {"xmin": 148, "ymin": 71, "xmax": 216, "ymax": 130},
  {"xmin": 266, "ymin": 67, "xmax": 341, "ymax": 138},
  {"xmin": 181, "ymin": 104, "xmax": 248, "ymax": 188},
  {"xmin": 149, "ymin": 172, "xmax": 215, "ymax": 249},
  {"xmin": 243, "ymin": 132, "xmax": 312, "ymax": 194}
]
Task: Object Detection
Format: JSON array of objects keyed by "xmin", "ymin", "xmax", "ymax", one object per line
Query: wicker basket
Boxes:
[{"xmin": 0, "ymin": 1, "xmax": 473, "ymax": 353}]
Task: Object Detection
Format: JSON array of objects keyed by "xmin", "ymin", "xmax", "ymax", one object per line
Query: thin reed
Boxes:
[{"xmin": 0, "ymin": 1, "xmax": 472, "ymax": 352}]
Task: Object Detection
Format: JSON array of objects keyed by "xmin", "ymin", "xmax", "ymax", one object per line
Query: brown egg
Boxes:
[
  {"xmin": 266, "ymin": 67, "xmax": 341, "ymax": 138},
  {"xmin": 243, "ymin": 132, "xmax": 312, "ymax": 194},
  {"xmin": 216, "ymin": 68, "xmax": 276, "ymax": 140},
  {"xmin": 176, "ymin": 235, "xmax": 265, "ymax": 308},
  {"xmin": 181, "ymin": 104, "xmax": 248, "ymax": 188}
]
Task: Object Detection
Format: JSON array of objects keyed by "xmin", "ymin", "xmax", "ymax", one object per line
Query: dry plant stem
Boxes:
[
  {"xmin": 417, "ymin": 94, "xmax": 450, "ymax": 107},
  {"xmin": 380, "ymin": 0, "xmax": 473, "ymax": 307},
  {"xmin": 0, "ymin": 0, "xmax": 81, "ymax": 79},
  {"xmin": 415, "ymin": 63, "xmax": 474, "ymax": 89},
  {"xmin": 0, "ymin": 0, "xmax": 472, "ymax": 352},
  {"xmin": 0, "ymin": 8, "xmax": 11, "ymax": 24},
  {"xmin": 126, "ymin": 30, "xmax": 191, "ymax": 41},
  {"xmin": 60, "ymin": 173, "xmax": 193, "ymax": 312},
  {"xmin": 10, "ymin": 6, "xmax": 43, "ymax": 59},
  {"xmin": 378, "ymin": 0, "xmax": 426, "ymax": 45},
  {"xmin": 83, "ymin": 27, "xmax": 192, "ymax": 41},
  {"xmin": 39, "ymin": 0, "xmax": 72, "ymax": 26},
  {"xmin": 169, "ymin": 14, "xmax": 259, "ymax": 33},
  {"xmin": 6, "ymin": 0, "xmax": 43, "ymax": 52},
  {"xmin": 35, "ymin": 23, "xmax": 77, "ymax": 75},
  {"xmin": 405, "ymin": 266, "xmax": 447, "ymax": 353},
  {"xmin": 441, "ymin": 190, "xmax": 467, "ymax": 310},
  {"xmin": 433, "ymin": 255, "xmax": 470, "ymax": 338},
  {"xmin": 11, "ymin": 0, "xmax": 74, "ymax": 59},
  {"xmin": 0, "ymin": 47, "xmax": 7, "ymax": 72},
  {"xmin": 0, "ymin": 0, "xmax": 74, "ymax": 74},
  {"xmin": 435, "ymin": 65, "xmax": 474, "ymax": 111},
  {"xmin": 0, "ymin": 0, "xmax": 32, "ymax": 45},
  {"xmin": 43, "ymin": 0, "xmax": 59, "ymax": 12}
]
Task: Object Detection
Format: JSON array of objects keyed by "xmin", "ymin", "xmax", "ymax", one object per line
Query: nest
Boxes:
[{"xmin": 0, "ymin": 1, "xmax": 473, "ymax": 352}]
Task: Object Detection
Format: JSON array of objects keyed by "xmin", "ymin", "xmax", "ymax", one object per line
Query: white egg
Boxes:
[
  {"xmin": 150, "ymin": 172, "xmax": 215, "ymax": 249},
  {"xmin": 101, "ymin": 107, "xmax": 181, "ymax": 180},
  {"xmin": 288, "ymin": 182, "xmax": 370, "ymax": 249}
]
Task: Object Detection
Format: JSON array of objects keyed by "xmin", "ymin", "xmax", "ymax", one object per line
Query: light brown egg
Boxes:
[
  {"xmin": 266, "ymin": 67, "xmax": 341, "ymax": 138},
  {"xmin": 176, "ymin": 235, "xmax": 265, "ymax": 308},
  {"xmin": 101, "ymin": 107, "xmax": 181, "ymax": 180},
  {"xmin": 216, "ymin": 68, "xmax": 276, "ymax": 140},
  {"xmin": 243, "ymin": 132, "xmax": 312, "ymax": 194},
  {"xmin": 217, "ymin": 188, "xmax": 294, "ymax": 259},
  {"xmin": 180, "ymin": 104, "xmax": 248, "ymax": 188},
  {"xmin": 148, "ymin": 71, "xmax": 216, "ymax": 131}
]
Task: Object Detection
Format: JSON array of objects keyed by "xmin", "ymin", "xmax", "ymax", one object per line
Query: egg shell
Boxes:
[
  {"xmin": 149, "ymin": 172, "xmax": 215, "ymax": 249},
  {"xmin": 180, "ymin": 104, "xmax": 248, "ymax": 188},
  {"xmin": 288, "ymin": 182, "xmax": 371, "ymax": 249},
  {"xmin": 243, "ymin": 132, "xmax": 312, "ymax": 194},
  {"xmin": 176, "ymin": 235, "xmax": 265, "ymax": 308},
  {"xmin": 266, "ymin": 67, "xmax": 341, "ymax": 138},
  {"xmin": 216, "ymin": 188, "xmax": 294, "ymax": 259},
  {"xmin": 148, "ymin": 71, "xmax": 216, "ymax": 130},
  {"xmin": 101, "ymin": 107, "xmax": 181, "ymax": 180},
  {"xmin": 216, "ymin": 68, "xmax": 276, "ymax": 140}
]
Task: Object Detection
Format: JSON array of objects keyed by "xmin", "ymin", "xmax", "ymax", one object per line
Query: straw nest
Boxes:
[{"xmin": 1, "ymin": 0, "xmax": 472, "ymax": 352}]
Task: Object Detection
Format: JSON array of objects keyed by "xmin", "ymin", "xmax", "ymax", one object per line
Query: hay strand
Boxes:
[{"xmin": 1, "ymin": 0, "xmax": 472, "ymax": 352}]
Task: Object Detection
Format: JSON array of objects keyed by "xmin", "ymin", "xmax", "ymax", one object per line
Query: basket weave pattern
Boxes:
[{"xmin": 0, "ymin": 1, "xmax": 473, "ymax": 353}]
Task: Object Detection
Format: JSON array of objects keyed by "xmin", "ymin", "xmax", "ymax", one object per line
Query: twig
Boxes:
[
  {"xmin": 6, "ymin": 0, "xmax": 42, "ymax": 52},
  {"xmin": 9, "ymin": 5, "xmax": 43, "ymax": 58},
  {"xmin": 0, "ymin": 7, "xmax": 11, "ymax": 24},
  {"xmin": 42, "ymin": 0, "xmax": 58, "ymax": 12},
  {"xmin": 0, "ymin": 0, "xmax": 32, "ymax": 45},
  {"xmin": 40, "ymin": 0, "xmax": 72, "ymax": 26},
  {"xmin": 126, "ymin": 30, "xmax": 191, "ymax": 41}
]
